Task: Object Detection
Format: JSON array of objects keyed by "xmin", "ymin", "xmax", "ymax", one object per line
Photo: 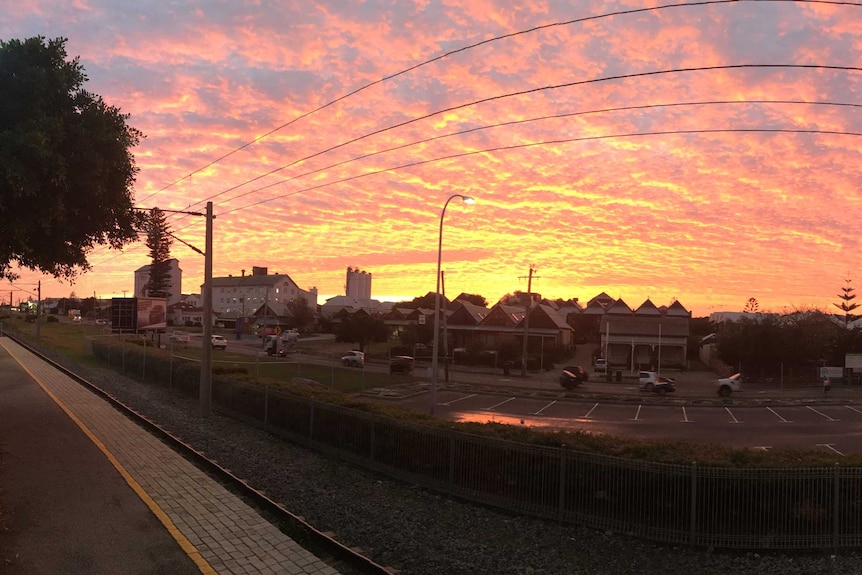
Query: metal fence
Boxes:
[{"xmin": 66, "ymin": 337, "xmax": 862, "ymax": 550}]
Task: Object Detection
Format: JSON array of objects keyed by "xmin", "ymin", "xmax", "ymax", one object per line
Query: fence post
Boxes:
[
  {"xmin": 369, "ymin": 414, "xmax": 375, "ymax": 462},
  {"xmin": 142, "ymin": 335, "xmax": 147, "ymax": 381},
  {"xmin": 122, "ymin": 334, "xmax": 126, "ymax": 373},
  {"xmin": 309, "ymin": 398, "xmax": 315, "ymax": 443},
  {"xmin": 264, "ymin": 386, "xmax": 269, "ymax": 427},
  {"xmin": 448, "ymin": 427, "xmax": 456, "ymax": 486},
  {"xmin": 169, "ymin": 338, "xmax": 173, "ymax": 389},
  {"xmin": 690, "ymin": 461, "xmax": 698, "ymax": 545},
  {"xmin": 558, "ymin": 444, "xmax": 567, "ymax": 522},
  {"xmin": 834, "ymin": 463, "xmax": 840, "ymax": 551}
]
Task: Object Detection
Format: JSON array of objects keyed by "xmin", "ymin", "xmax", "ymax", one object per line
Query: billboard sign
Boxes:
[{"xmin": 136, "ymin": 297, "xmax": 167, "ymax": 330}]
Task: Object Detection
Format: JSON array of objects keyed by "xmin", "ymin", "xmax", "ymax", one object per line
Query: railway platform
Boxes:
[{"xmin": 0, "ymin": 337, "xmax": 343, "ymax": 575}]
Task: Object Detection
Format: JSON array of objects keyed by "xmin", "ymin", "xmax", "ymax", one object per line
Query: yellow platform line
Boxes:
[{"xmin": 4, "ymin": 342, "xmax": 217, "ymax": 575}]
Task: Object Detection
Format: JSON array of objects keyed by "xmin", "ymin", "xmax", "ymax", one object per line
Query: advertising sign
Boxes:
[
  {"xmin": 136, "ymin": 297, "xmax": 167, "ymax": 330},
  {"xmin": 846, "ymin": 353, "xmax": 862, "ymax": 370}
]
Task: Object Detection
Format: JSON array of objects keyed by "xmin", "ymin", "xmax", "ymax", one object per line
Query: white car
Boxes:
[
  {"xmin": 594, "ymin": 358, "xmax": 607, "ymax": 373},
  {"xmin": 341, "ymin": 350, "xmax": 365, "ymax": 367},
  {"xmin": 717, "ymin": 373, "xmax": 743, "ymax": 397},
  {"xmin": 211, "ymin": 335, "xmax": 228, "ymax": 350}
]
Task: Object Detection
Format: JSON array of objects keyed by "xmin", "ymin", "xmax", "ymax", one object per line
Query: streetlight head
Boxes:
[{"xmin": 461, "ymin": 195, "xmax": 476, "ymax": 205}]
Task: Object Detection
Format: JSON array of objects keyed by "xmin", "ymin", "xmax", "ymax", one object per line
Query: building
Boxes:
[
  {"xmin": 345, "ymin": 267, "xmax": 372, "ymax": 300},
  {"xmin": 597, "ymin": 299, "xmax": 691, "ymax": 371},
  {"xmin": 134, "ymin": 258, "xmax": 182, "ymax": 308},
  {"xmin": 209, "ymin": 266, "xmax": 317, "ymax": 317}
]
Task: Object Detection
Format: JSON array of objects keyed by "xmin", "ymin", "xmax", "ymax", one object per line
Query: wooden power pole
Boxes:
[{"xmin": 520, "ymin": 265, "xmax": 539, "ymax": 377}]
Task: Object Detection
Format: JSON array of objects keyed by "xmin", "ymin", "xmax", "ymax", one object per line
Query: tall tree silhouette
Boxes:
[
  {"xmin": 144, "ymin": 207, "xmax": 173, "ymax": 299},
  {"xmin": 834, "ymin": 278, "xmax": 860, "ymax": 328}
]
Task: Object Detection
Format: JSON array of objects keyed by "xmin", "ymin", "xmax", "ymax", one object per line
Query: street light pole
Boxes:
[{"xmin": 430, "ymin": 193, "xmax": 475, "ymax": 415}]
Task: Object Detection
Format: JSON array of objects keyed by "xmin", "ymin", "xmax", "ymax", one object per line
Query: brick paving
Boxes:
[{"xmin": 1, "ymin": 338, "xmax": 342, "ymax": 575}]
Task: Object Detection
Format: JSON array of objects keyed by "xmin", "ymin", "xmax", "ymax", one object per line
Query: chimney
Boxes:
[{"xmin": 242, "ymin": 269, "xmax": 245, "ymax": 277}]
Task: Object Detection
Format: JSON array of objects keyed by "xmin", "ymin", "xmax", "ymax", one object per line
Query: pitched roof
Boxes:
[
  {"xmin": 635, "ymin": 299, "xmax": 662, "ymax": 316},
  {"xmin": 606, "ymin": 298, "xmax": 633, "ymax": 315}
]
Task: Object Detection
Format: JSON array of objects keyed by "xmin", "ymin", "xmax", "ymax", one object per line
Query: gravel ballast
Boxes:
[{"xmin": 43, "ymin": 352, "xmax": 862, "ymax": 575}]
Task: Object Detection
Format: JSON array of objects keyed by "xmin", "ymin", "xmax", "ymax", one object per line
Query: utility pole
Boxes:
[
  {"xmin": 200, "ymin": 201, "xmax": 214, "ymax": 416},
  {"xmin": 520, "ymin": 265, "xmax": 539, "ymax": 377}
]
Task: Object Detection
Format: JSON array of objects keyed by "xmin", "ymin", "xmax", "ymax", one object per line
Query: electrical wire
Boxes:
[
  {"xmin": 222, "ymin": 126, "xmax": 862, "ymax": 216},
  {"xmin": 134, "ymin": 0, "xmax": 862, "ymax": 209}
]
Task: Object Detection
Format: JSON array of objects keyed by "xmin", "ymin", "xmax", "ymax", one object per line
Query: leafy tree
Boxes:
[
  {"xmin": 143, "ymin": 207, "xmax": 172, "ymax": 299},
  {"xmin": 395, "ymin": 292, "xmax": 447, "ymax": 310},
  {"xmin": 743, "ymin": 297, "xmax": 759, "ymax": 313},
  {"xmin": 334, "ymin": 312, "xmax": 389, "ymax": 352},
  {"xmin": 0, "ymin": 37, "xmax": 143, "ymax": 281},
  {"xmin": 834, "ymin": 278, "xmax": 859, "ymax": 328},
  {"xmin": 455, "ymin": 293, "xmax": 487, "ymax": 307},
  {"xmin": 284, "ymin": 297, "xmax": 314, "ymax": 331}
]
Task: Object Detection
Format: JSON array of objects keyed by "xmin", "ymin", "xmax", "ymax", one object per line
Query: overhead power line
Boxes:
[
  {"xmin": 222, "ymin": 126, "xmax": 862, "ymax": 216},
  {"xmin": 135, "ymin": 0, "xmax": 862, "ymax": 208}
]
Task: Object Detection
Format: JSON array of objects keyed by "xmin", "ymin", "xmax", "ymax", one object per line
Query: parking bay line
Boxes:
[
  {"xmin": 533, "ymin": 400, "xmax": 556, "ymax": 416},
  {"xmin": 817, "ymin": 444, "xmax": 845, "ymax": 456},
  {"xmin": 725, "ymin": 407, "xmax": 742, "ymax": 424},
  {"xmin": 846, "ymin": 405, "xmax": 862, "ymax": 415},
  {"xmin": 680, "ymin": 406, "xmax": 690, "ymax": 423},
  {"xmin": 630, "ymin": 405, "xmax": 642, "ymax": 421},
  {"xmin": 581, "ymin": 403, "xmax": 599, "ymax": 420},
  {"xmin": 482, "ymin": 397, "xmax": 516, "ymax": 411},
  {"xmin": 766, "ymin": 407, "xmax": 792, "ymax": 423},
  {"xmin": 440, "ymin": 393, "xmax": 476, "ymax": 406},
  {"xmin": 807, "ymin": 406, "xmax": 839, "ymax": 421}
]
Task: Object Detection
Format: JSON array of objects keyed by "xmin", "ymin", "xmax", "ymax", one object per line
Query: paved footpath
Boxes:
[{"xmin": 0, "ymin": 337, "xmax": 341, "ymax": 575}]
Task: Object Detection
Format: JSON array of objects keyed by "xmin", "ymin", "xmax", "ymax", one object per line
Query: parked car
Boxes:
[
  {"xmin": 638, "ymin": 371, "xmax": 675, "ymax": 393},
  {"xmin": 389, "ymin": 355, "xmax": 414, "ymax": 374},
  {"xmin": 341, "ymin": 350, "xmax": 365, "ymax": 367},
  {"xmin": 211, "ymin": 335, "xmax": 228, "ymax": 350},
  {"xmin": 594, "ymin": 358, "xmax": 607, "ymax": 373},
  {"xmin": 717, "ymin": 373, "xmax": 743, "ymax": 397},
  {"xmin": 559, "ymin": 365, "xmax": 587, "ymax": 390},
  {"xmin": 169, "ymin": 332, "xmax": 190, "ymax": 345}
]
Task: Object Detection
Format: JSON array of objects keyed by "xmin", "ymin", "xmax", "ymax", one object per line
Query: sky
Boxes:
[{"xmin": 3, "ymin": 0, "xmax": 862, "ymax": 317}]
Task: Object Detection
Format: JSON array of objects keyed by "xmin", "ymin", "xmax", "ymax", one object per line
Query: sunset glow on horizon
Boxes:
[{"xmin": 4, "ymin": 1, "xmax": 862, "ymax": 317}]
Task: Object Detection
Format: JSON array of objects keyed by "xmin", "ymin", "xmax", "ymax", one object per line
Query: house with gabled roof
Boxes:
[{"xmin": 598, "ymin": 298, "xmax": 691, "ymax": 371}]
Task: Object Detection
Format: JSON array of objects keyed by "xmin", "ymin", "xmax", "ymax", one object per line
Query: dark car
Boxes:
[
  {"xmin": 559, "ymin": 365, "xmax": 587, "ymax": 390},
  {"xmin": 390, "ymin": 355, "xmax": 414, "ymax": 374}
]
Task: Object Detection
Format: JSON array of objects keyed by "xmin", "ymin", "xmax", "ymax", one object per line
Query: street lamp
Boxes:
[{"xmin": 430, "ymin": 193, "xmax": 475, "ymax": 415}]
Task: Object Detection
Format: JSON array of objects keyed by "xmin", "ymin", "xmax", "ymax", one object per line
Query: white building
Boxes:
[
  {"xmin": 208, "ymin": 266, "xmax": 317, "ymax": 316},
  {"xmin": 134, "ymin": 258, "xmax": 182, "ymax": 307},
  {"xmin": 346, "ymin": 267, "xmax": 372, "ymax": 300}
]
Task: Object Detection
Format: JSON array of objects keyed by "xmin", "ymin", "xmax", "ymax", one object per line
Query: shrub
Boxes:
[{"xmin": 46, "ymin": 315, "xmax": 59, "ymax": 323}]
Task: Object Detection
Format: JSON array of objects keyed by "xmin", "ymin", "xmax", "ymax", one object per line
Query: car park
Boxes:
[
  {"xmin": 559, "ymin": 365, "xmax": 587, "ymax": 389},
  {"xmin": 717, "ymin": 373, "xmax": 743, "ymax": 397},
  {"xmin": 342, "ymin": 350, "xmax": 365, "ymax": 367},
  {"xmin": 211, "ymin": 335, "xmax": 228, "ymax": 350},
  {"xmin": 389, "ymin": 355, "xmax": 414, "ymax": 374}
]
